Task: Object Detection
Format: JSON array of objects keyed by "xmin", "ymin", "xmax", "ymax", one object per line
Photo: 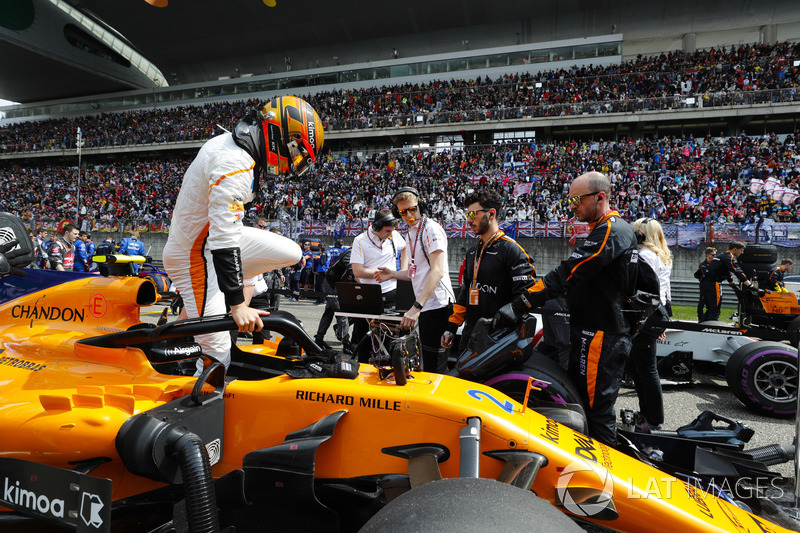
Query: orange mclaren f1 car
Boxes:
[{"xmin": 0, "ymin": 216, "xmax": 796, "ymax": 532}]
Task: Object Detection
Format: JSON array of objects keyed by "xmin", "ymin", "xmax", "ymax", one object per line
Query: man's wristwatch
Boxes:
[{"xmin": 412, "ymin": 301, "xmax": 423, "ymax": 309}]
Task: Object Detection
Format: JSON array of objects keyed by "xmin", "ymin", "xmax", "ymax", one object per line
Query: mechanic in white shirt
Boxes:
[
  {"xmin": 349, "ymin": 209, "xmax": 408, "ymax": 347},
  {"xmin": 378, "ymin": 187, "xmax": 455, "ymax": 372}
]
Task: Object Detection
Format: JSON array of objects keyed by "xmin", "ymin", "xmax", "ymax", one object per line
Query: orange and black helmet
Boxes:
[{"xmin": 260, "ymin": 96, "xmax": 324, "ymax": 176}]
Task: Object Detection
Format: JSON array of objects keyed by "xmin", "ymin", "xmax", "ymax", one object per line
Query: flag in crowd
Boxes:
[
  {"xmin": 444, "ymin": 222, "xmax": 475, "ymax": 238},
  {"xmin": 513, "ymin": 182, "xmax": 534, "ymax": 197},
  {"xmin": 25, "ymin": 217, "xmax": 800, "ymax": 248}
]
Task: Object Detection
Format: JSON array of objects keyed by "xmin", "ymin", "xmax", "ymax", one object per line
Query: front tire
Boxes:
[
  {"xmin": 359, "ymin": 478, "xmax": 582, "ymax": 533},
  {"xmin": 725, "ymin": 341, "xmax": 798, "ymax": 416}
]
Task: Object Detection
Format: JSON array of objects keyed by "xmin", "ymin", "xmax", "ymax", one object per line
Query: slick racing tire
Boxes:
[
  {"xmin": 359, "ymin": 478, "xmax": 582, "ymax": 533},
  {"xmin": 739, "ymin": 262, "xmax": 773, "ymax": 285},
  {"xmin": 483, "ymin": 354, "xmax": 583, "ymax": 407},
  {"xmin": 725, "ymin": 341, "xmax": 798, "ymax": 417},
  {"xmin": 142, "ymin": 273, "xmax": 167, "ymax": 294},
  {"xmin": 739, "ymin": 244, "xmax": 777, "ymax": 265}
]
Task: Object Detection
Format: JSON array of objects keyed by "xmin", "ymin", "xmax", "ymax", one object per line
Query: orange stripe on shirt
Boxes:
[
  {"xmin": 501, "ymin": 235, "xmax": 533, "ymax": 264},
  {"xmin": 567, "ymin": 218, "xmax": 611, "ymax": 282},
  {"xmin": 208, "ymin": 162, "xmax": 255, "ymax": 194},
  {"xmin": 586, "ymin": 331, "xmax": 604, "ymax": 408},
  {"xmin": 190, "ymin": 223, "xmax": 210, "ymax": 315}
]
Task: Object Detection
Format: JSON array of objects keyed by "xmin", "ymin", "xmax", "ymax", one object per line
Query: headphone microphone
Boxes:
[
  {"xmin": 635, "ymin": 218, "xmax": 652, "ymax": 245},
  {"xmin": 391, "ymin": 187, "xmax": 425, "ymax": 219},
  {"xmin": 371, "ymin": 213, "xmax": 398, "ymax": 232}
]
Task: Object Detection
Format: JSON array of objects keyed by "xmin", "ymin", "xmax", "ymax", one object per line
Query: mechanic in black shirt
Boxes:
[
  {"xmin": 442, "ymin": 189, "xmax": 534, "ymax": 353},
  {"xmin": 695, "ymin": 247, "xmax": 716, "ymax": 321},
  {"xmin": 700, "ymin": 241, "xmax": 752, "ymax": 321},
  {"xmin": 494, "ymin": 171, "xmax": 638, "ymax": 445},
  {"xmin": 768, "ymin": 258, "xmax": 793, "ymax": 292}
]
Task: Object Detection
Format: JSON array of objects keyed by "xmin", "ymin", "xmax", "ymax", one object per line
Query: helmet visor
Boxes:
[{"xmin": 287, "ymin": 137, "xmax": 316, "ymax": 176}]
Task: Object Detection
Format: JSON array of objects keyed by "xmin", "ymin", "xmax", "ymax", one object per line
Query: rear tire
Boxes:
[
  {"xmin": 740, "ymin": 244, "xmax": 777, "ymax": 264},
  {"xmin": 725, "ymin": 341, "xmax": 798, "ymax": 417},
  {"xmin": 739, "ymin": 262, "xmax": 773, "ymax": 286},
  {"xmin": 359, "ymin": 478, "xmax": 582, "ymax": 533},
  {"xmin": 484, "ymin": 354, "xmax": 583, "ymax": 407}
]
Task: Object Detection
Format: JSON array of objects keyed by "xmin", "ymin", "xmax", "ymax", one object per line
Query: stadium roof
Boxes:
[{"xmin": 1, "ymin": 0, "xmax": 799, "ymax": 105}]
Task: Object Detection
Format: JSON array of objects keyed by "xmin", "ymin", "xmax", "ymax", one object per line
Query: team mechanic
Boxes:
[
  {"xmin": 695, "ymin": 246, "xmax": 716, "ymax": 321},
  {"xmin": 699, "ymin": 241, "xmax": 752, "ymax": 322},
  {"xmin": 768, "ymin": 258, "xmax": 793, "ymax": 292},
  {"xmin": 350, "ymin": 209, "xmax": 408, "ymax": 351},
  {"xmin": 494, "ymin": 171, "xmax": 637, "ymax": 445},
  {"xmin": 377, "ymin": 187, "xmax": 455, "ymax": 373},
  {"xmin": 163, "ymin": 96, "xmax": 324, "ymax": 373},
  {"xmin": 442, "ymin": 189, "xmax": 534, "ymax": 353}
]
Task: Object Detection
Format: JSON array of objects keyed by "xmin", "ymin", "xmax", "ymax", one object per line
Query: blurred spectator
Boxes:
[{"xmin": 120, "ymin": 230, "xmax": 146, "ymax": 273}]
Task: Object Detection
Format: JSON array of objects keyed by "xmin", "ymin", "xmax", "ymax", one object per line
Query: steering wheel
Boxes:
[{"xmin": 390, "ymin": 334, "xmax": 421, "ymax": 386}]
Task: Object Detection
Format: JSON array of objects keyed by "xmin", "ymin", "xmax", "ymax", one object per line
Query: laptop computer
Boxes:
[
  {"xmin": 395, "ymin": 280, "xmax": 415, "ymax": 313},
  {"xmin": 336, "ymin": 282, "xmax": 387, "ymax": 315}
]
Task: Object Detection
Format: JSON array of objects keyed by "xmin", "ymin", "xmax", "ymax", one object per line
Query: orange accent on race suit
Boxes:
[
  {"xmin": 526, "ymin": 278, "xmax": 546, "ymax": 295},
  {"xmin": 715, "ymin": 283, "xmax": 721, "ymax": 306},
  {"xmin": 449, "ymin": 303, "xmax": 467, "ymax": 327},
  {"xmin": 567, "ymin": 210, "xmax": 617, "ymax": 282},
  {"xmin": 208, "ymin": 163, "xmax": 255, "ymax": 194},
  {"xmin": 501, "ymin": 235, "xmax": 535, "ymax": 275},
  {"xmin": 586, "ymin": 330, "xmax": 604, "ymax": 408},
  {"xmin": 190, "ymin": 223, "xmax": 210, "ymax": 315}
]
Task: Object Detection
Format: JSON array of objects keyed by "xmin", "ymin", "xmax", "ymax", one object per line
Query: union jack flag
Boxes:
[
  {"xmin": 499, "ymin": 221, "xmax": 517, "ymax": 240},
  {"xmin": 346, "ymin": 220, "xmax": 364, "ymax": 236},
  {"xmin": 534, "ymin": 221, "xmax": 563, "ymax": 238},
  {"xmin": 546, "ymin": 221, "xmax": 563, "ymax": 238},
  {"xmin": 517, "ymin": 221, "xmax": 534, "ymax": 237},
  {"xmin": 445, "ymin": 223, "xmax": 475, "ymax": 239},
  {"xmin": 305, "ymin": 220, "xmax": 328, "ymax": 236}
]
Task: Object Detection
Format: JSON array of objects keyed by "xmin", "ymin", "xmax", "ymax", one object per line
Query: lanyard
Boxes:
[
  {"xmin": 367, "ymin": 230, "xmax": 385, "ymax": 251},
  {"xmin": 407, "ymin": 217, "xmax": 426, "ymax": 265},
  {"xmin": 472, "ymin": 230, "xmax": 503, "ymax": 285}
]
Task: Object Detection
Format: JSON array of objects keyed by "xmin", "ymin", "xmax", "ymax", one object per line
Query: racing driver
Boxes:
[{"xmin": 163, "ymin": 96, "xmax": 324, "ymax": 373}]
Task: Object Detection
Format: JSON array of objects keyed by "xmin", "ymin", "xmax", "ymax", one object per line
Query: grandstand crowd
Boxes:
[
  {"xmin": 2, "ymin": 41, "xmax": 799, "ymax": 153},
  {"xmin": 1, "ymin": 41, "xmax": 800, "ymax": 226},
  {"xmin": 1, "ymin": 131, "xmax": 798, "ymax": 226}
]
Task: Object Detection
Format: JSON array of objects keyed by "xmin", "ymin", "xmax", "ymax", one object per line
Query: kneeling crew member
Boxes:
[{"xmin": 769, "ymin": 258, "xmax": 793, "ymax": 293}]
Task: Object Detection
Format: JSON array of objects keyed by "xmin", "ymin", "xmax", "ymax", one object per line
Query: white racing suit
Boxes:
[{"xmin": 163, "ymin": 133, "xmax": 302, "ymax": 372}]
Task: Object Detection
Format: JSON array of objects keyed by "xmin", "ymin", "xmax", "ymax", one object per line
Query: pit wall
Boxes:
[{"xmin": 138, "ymin": 233, "xmax": 800, "ymax": 281}]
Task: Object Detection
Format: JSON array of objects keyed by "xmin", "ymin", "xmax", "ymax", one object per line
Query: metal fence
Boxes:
[{"xmin": 670, "ymin": 279, "xmax": 737, "ymax": 308}]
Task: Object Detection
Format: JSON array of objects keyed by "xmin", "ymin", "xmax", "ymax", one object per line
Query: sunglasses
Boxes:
[
  {"xmin": 465, "ymin": 209, "xmax": 490, "ymax": 220},
  {"xmin": 568, "ymin": 191, "xmax": 601, "ymax": 207},
  {"xmin": 257, "ymin": 224, "xmax": 268, "ymax": 229},
  {"xmin": 397, "ymin": 205, "xmax": 419, "ymax": 217}
]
